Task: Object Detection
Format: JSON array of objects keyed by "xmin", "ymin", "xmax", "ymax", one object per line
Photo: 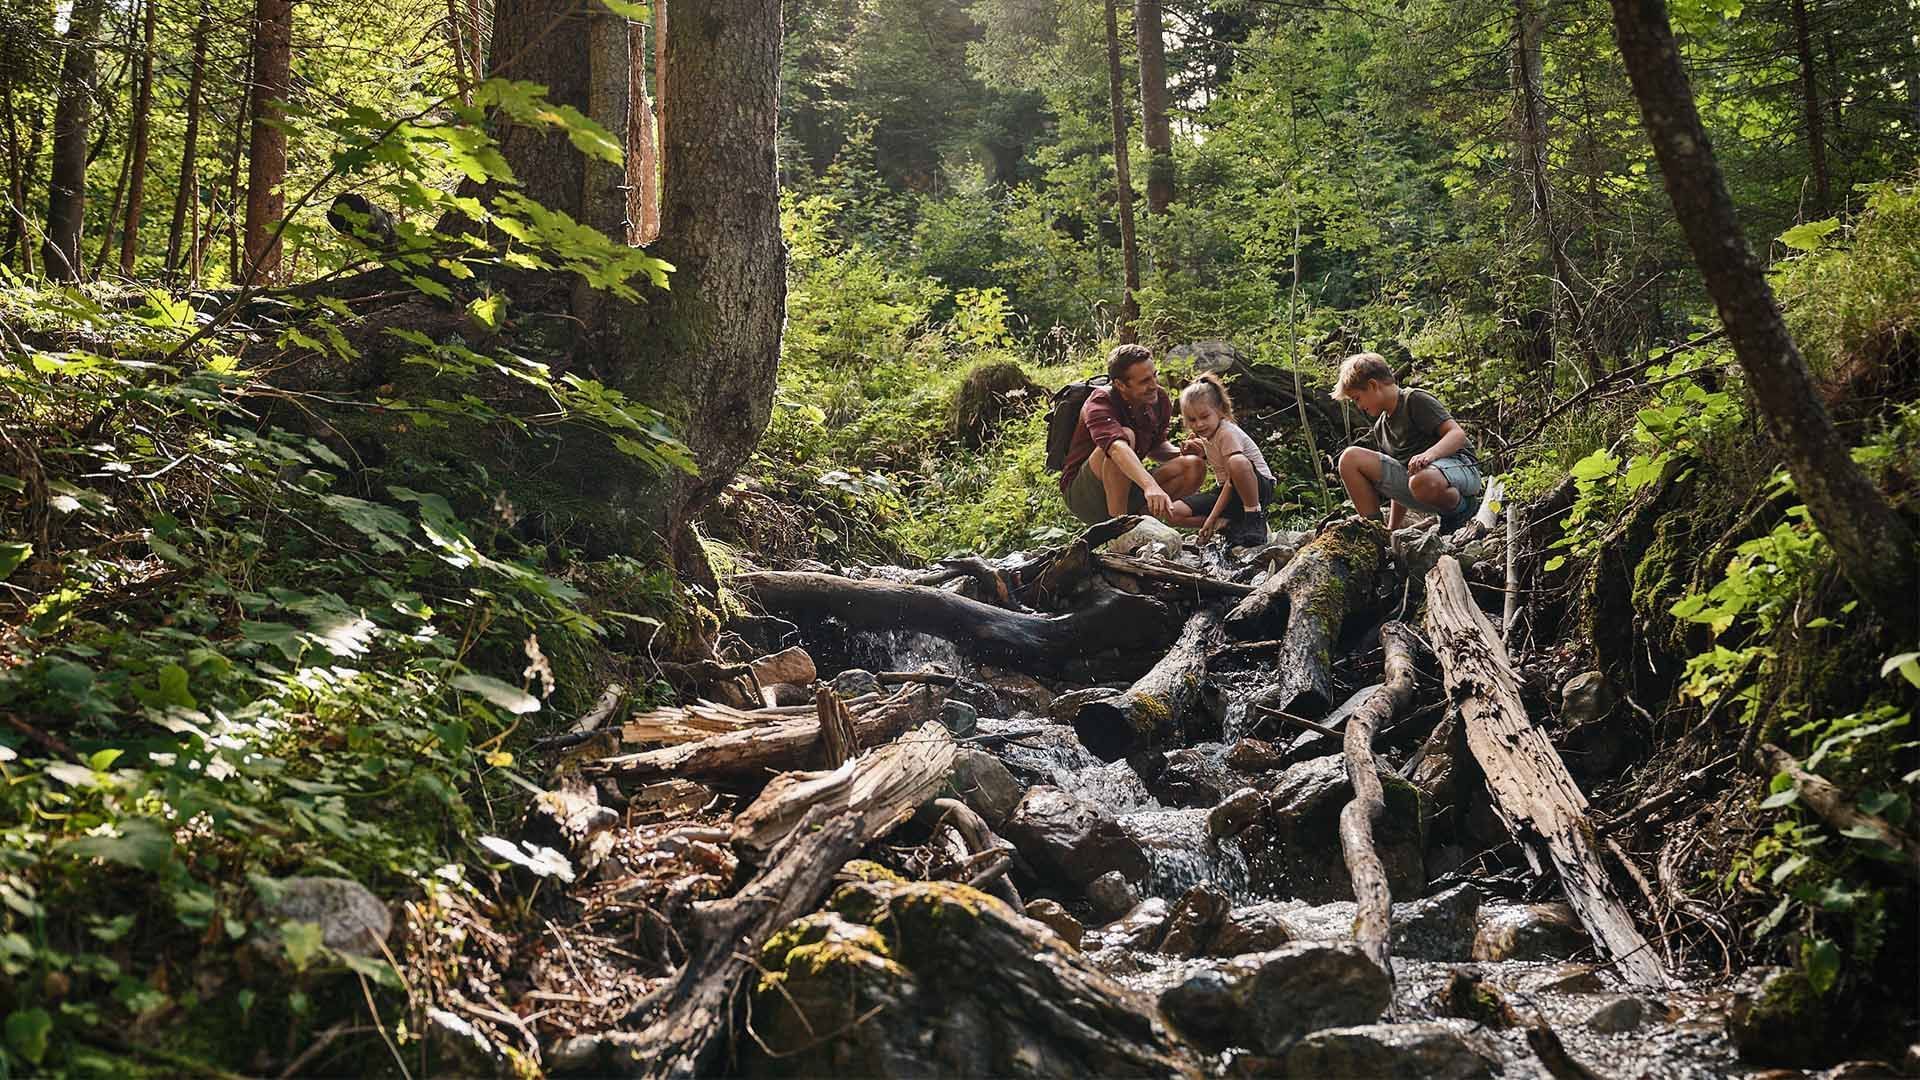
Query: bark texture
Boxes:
[
  {"xmin": 242, "ymin": 0, "xmax": 291, "ymax": 282},
  {"xmin": 1789, "ymin": 0, "xmax": 1830, "ymax": 212},
  {"xmin": 1074, "ymin": 607, "xmax": 1224, "ymax": 761},
  {"xmin": 1608, "ymin": 0, "xmax": 1916, "ymax": 628},
  {"xmin": 1341, "ymin": 621, "xmax": 1418, "ymax": 976},
  {"xmin": 1134, "ymin": 0, "xmax": 1174, "ymax": 218},
  {"xmin": 1103, "ymin": 0, "xmax": 1141, "ymax": 342},
  {"xmin": 1228, "ymin": 517, "xmax": 1387, "ymax": 719},
  {"xmin": 118, "ymin": 0, "xmax": 159, "ymax": 274},
  {"xmin": 166, "ymin": 4, "xmax": 211, "ymax": 273},
  {"xmin": 41, "ymin": 0, "xmax": 107, "ymax": 280}
]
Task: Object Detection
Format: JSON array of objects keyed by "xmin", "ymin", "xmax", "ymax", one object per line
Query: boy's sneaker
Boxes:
[
  {"xmin": 1226, "ymin": 512, "xmax": 1269, "ymax": 548},
  {"xmin": 1439, "ymin": 490, "xmax": 1479, "ymax": 532}
]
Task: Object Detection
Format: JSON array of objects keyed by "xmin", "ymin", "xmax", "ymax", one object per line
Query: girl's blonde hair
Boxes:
[
  {"xmin": 1179, "ymin": 372, "xmax": 1235, "ymax": 419},
  {"xmin": 1331, "ymin": 352, "xmax": 1396, "ymax": 401}
]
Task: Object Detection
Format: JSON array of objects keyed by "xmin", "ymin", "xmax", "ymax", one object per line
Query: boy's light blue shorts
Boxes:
[{"xmin": 1371, "ymin": 452, "xmax": 1482, "ymax": 516}]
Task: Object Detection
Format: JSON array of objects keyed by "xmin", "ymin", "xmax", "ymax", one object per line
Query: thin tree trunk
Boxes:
[
  {"xmin": 1789, "ymin": 0, "xmax": 1830, "ymax": 212},
  {"xmin": 42, "ymin": 0, "xmax": 108, "ymax": 281},
  {"xmin": 627, "ymin": 21, "xmax": 659, "ymax": 245},
  {"xmin": 1134, "ymin": 0, "xmax": 1173, "ymax": 218},
  {"xmin": 1, "ymin": 60, "xmax": 29, "ymax": 271},
  {"xmin": 1513, "ymin": 0, "xmax": 1601, "ymax": 383},
  {"xmin": 1103, "ymin": 0, "xmax": 1140, "ymax": 343},
  {"xmin": 446, "ymin": 0, "xmax": 472, "ymax": 105},
  {"xmin": 225, "ymin": 51, "xmax": 252, "ymax": 282},
  {"xmin": 167, "ymin": 4, "xmax": 210, "ymax": 272},
  {"xmin": 1608, "ymin": 0, "xmax": 1917, "ymax": 628},
  {"xmin": 95, "ymin": 127, "xmax": 132, "ymax": 274},
  {"xmin": 242, "ymin": 0, "xmax": 291, "ymax": 284},
  {"xmin": 118, "ymin": 0, "xmax": 158, "ymax": 273}
]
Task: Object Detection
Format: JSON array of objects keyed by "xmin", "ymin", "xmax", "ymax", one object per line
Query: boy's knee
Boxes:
[
  {"xmin": 1409, "ymin": 469, "xmax": 1450, "ymax": 502},
  {"xmin": 1337, "ymin": 446, "xmax": 1368, "ymax": 471}
]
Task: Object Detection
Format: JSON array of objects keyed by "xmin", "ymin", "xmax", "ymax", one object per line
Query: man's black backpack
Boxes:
[{"xmin": 1043, "ymin": 375, "xmax": 1111, "ymax": 472}]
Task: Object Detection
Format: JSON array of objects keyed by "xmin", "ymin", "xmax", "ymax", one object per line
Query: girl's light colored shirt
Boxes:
[{"xmin": 1207, "ymin": 420, "xmax": 1274, "ymax": 484}]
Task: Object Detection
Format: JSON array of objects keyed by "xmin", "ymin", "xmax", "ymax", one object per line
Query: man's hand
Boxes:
[
  {"xmin": 1180, "ymin": 437, "xmax": 1208, "ymax": 458},
  {"xmin": 1408, "ymin": 452, "xmax": 1434, "ymax": 474},
  {"xmin": 1144, "ymin": 484, "xmax": 1172, "ymax": 519}
]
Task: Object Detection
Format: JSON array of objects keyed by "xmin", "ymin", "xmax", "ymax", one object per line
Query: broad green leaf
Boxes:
[
  {"xmin": 240, "ymin": 620, "xmax": 307, "ymax": 662},
  {"xmin": 1802, "ymin": 937, "xmax": 1840, "ymax": 994},
  {"xmin": 1568, "ymin": 450, "xmax": 1618, "ymax": 482},
  {"xmin": 467, "ymin": 293, "xmax": 506, "ymax": 329},
  {"xmin": 1879, "ymin": 651, "xmax": 1920, "ymax": 689},
  {"xmin": 5, "ymin": 1007, "xmax": 52, "ymax": 1065},
  {"xmin": 1778, "ymin": 217, "xmax": 1841, "ymax": 252},
  {"xmin": 1754, "ymin": 895, "xmax": 1792, "ymax": 939},
  {"xmin": 451, "ymin": 674, "xmax": 541, "ymax": 715},
  {"xmin": 1769, "ymin": 853, "xmax": 1809, "ymax": 884},
  {"xmin": 59, "ymin": 818, "xmax": 174, "ymax": 871},
  {"xmin": 321, "ymin": 494, "xmax": 414, "ymax": 554},
  {"xmin": 281, "ymin": 921, "xmax": 326, "ymax": 972},
  {"xmin": 0, "ymin": 541, "xmax": 29, "ymax": 579},
  {"xmin": 1758, "ymin": 788, "xmax": 1799, "ymax": 810}
]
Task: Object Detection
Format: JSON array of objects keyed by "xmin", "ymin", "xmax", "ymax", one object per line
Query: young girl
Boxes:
[{"xmin": 1167, "ymin": 374, "xmax": 1275, "ymax": 547}]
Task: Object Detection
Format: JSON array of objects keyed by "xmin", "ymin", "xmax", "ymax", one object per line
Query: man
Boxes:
[{"xmin": 1059, "ymin": 344, "xmax": 1206, "ymax": 523}]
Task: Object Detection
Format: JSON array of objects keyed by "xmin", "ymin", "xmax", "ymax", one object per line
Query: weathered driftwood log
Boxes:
[
  {"xmin": 731, "ymin": 720, "xmax": 957, "ymax": 858},
  {"xmin": 1340, "ymin": 621, "xmax": 1419, "ymax": 977},
  {"xmin": 1074, "ymin": 608, "xmax": 1225, "ymax": 762},
  {"xmin": 929, "ymin": 796, "xmax": 1023, "ymax": 909},
  {"xmin": 816, "ymin": 685, "xmax": 859, "ymax": 766},
  {"xmin": 1763, "ymin": 743, "xmax": 1920, "ymax": 878},
  {"xmin": 592, "ymin": 685, "xmax": 943, "ymax": 783},
  {"xmin": 732, "ymin": 570, "xmax": 1180, "ymax": 675},
  {"xmin": 1231, "ymin": 517, "xmax": 1387, "ymax": 719},
  {"xmin": 1424, "ymin": 555, "xmax": 1669, "ymax": 988},
  {"xmin": 620, "ymin": 692, "xmax": 882, "ymax": 746}
]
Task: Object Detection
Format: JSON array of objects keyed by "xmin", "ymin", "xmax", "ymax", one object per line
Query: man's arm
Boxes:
[
  {"xmin": 1104, "ymin": 437, "xmax": 1171, "ymax": 516},
  {"xmin": 1148, "ymin": 439, "xmax": 1183, "ymax": 463}
]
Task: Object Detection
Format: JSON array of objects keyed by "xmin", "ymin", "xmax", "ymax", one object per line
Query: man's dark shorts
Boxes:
[
  {"xmin": 1180, "ymin": 472, "xmax": 1276, "ymax": 522},
  {"xmin": 1065, "ymin": 459, "xmax": 1148, "ymax": 523}
]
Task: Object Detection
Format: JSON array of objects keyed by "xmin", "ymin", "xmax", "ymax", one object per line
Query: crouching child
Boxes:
[{"xmin": 1331, "ymin": 352, "xmax": 1483, "ymax": 532}]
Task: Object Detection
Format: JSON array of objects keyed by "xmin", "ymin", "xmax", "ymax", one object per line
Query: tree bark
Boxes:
[
  {"xmin": 0, "ymin": 25, "xmax": 37, "ymax": 273},
  {"xmin": 627, "ymin": 20, "xmax": 659, "ymax": 245},
  {"xmin": 118, "ymin": 0, "xmax": 159, "ymax": 274},
  {"xmin": 166, "ymin": 3, "xmax": 211, "ymax": 273},
  {"xmin": 1074, "ymin": 607, "xmax": 1224, "ymax": 761},
  {"xmin": 1134, "ymin": 0, "xmax": 1173, "ymax": 218},
  {"xmin": 1789, "ymin": 0, "xmax": 1830, "ymax": 212},
  {"xmin": 1425, "ymin": 555, "xmax": 1669, "ymax": 987},
  {"xmin": 1512, "ymin": 0, "xmax": 1600, "ymax": 384},
  {"xmin": 95, "ymin": 119, "xmax": 132, "ymax": 275},
  {"xmin": 1103, "ymin": 0, "xmax": 1141, "ymax": 342},
  {"xmin": 223, "ymin": 49, "xmax": 251, "ymax": 282},
  {"xmin": 42, "ymin": 0, "xmax": 108, "ymax": 281},
  {"xmin": 1228, "ymin": 517, "xmax": 1387, "ymax": 719},
  {"xmin": 1341, "ymin": 621, "xmax": 1417, "ymax": 976},
  {"xmin": 730, "ymin": 719, "xmax": 956, "ymax": 856},
  {"xmin": 1608, "ymin": 0, "xmax": 1917, "ymax": 629},
  {"xmin": 242, "ymin": 0, "xmax": 291, "ymax": 284}
]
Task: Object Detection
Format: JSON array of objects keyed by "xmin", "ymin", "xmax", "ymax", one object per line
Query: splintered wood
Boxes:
[
  {"xmin": 591, "ymin": 686, "xmax": 941, "ymax": 783},
  {"xmin": 732, "ymin": 720, "xmax": 958, "ymax": 856},
  {"xmin": 1424, "ymin": 555, "xmax": 1670, "ymax": 988}
]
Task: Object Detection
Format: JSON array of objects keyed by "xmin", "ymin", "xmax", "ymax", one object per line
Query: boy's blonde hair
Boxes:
[{"xmin": 1330, "ymin": 352, "xmax": 1396, "ymax": 401}]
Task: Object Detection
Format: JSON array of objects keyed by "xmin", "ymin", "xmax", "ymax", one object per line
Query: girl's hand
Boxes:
[
  {"xmin": 1197, "ymin": 516, "xmax": 1222, "ymax": 543},
  {"xmin": 1180, "ymin": 437, "xmax": 1208, "ymax": 458}
]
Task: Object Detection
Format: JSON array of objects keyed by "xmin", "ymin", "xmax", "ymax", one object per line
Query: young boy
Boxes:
[{"xmin": 1332, "ymin": 352, "xmax": 1483, "ymax": 532}]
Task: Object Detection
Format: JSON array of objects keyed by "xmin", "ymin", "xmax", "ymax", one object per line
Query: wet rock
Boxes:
[
  {"xmin": 1107, "ymin": 517, "xmax": 1186, "ymax": 559},
  {"xmin": 969, "ymin": 666, "xmax": 1055, "ymax": 715},
  {"xmin": 1209, "ymin": 903, "xmax": 1299, "ymax": 956},
  {"xmin": 1729, "ymin": 967, "xmax": 1834, "ymax": 1067},
  {"xmin": 1559, "ymin": 670, "xmax": 1615, "ymax": 726},
  {"xmin": 1086, "ymin": 870, "xmax": 1140, "ymax": 923},
  {"xmin": 1049, "ymin": 686, "xmax": 1125, "ymax": 723},
  {"xmin": 1393, "ymin": 884, "xmax": 1482, "ymax": 961},
  {"xmin": 1584, "ymin": 994, "xmax": 1648, "ymax": 1034},
  {"xmin": 1283, "ymin": 1022, "xmax": 1498, "ymax": 1080},
  {"xmin": 1208, "ymin": 787, "xmax": 1264, "ymax": 840},
  {"xmin": 1096, "ymin": 898, "xmax": 1170, "ymax": 949},
  {"xmin": 831, "ymin": 668, "xmax": 883, "ymax": 698},
  {"xmin": 1002, "ymin": 785, "xmax": 1149, "ymax": 888},
  {"xmin": 1520, "ymin": 963, "xmax": 1609, "ymax": 994},
  {"xmin": 1472, "ymin": 901, "xmax": 1592, "ymax": 962},
  {"xmin": 750, "ymin": 880, "xmax": 1194, "ymax": 1077},
  {"xmin": 1245, "ymin": 754, "xmax": 1424, "ymax": 903},
  {"xmin": 1158, "ymin": 883, "xmax": 1230, "ymax": 956},
  {"xmin": 1430, "ymin": 967, "xmax": 1518, "ymax": 1028},
  {"xmin": 260, "ymin": 876, "xmax": 391, "ymax": 956},
  {"xmin": 1820, "ymin": 1062, "xmax": 1904, "ymax": 1079},
  {"xmin": 1225, "ymin": 738, "xmax": 1283, "ymax": 773},
  {"xmin": 1158, "ymin": 941, "xmax": 1390, "ymax": 1056},
  {"xmin": 947, "ymin": 749, "xmax": 1022, "ymax": 829},
  {"xmin": 1023, "ymin": 898, "xmax": 1084, "ymax": 949},
  {"xmin": 1151, "ymin": 748, "xmax": 1237, "ymax": 808}
]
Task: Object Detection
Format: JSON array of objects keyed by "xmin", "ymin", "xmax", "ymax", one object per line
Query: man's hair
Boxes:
[
  {"xmin": 1107, "ymin": 343, "xmax": 1154, "ymax": 381},
  {"xmin": 1331, "ymin": 352, "xmax": 1396, "ymax": 401},
  {"xmin": 1179, "ymin": 372, "xmax": 1235, "ymax": 419}
]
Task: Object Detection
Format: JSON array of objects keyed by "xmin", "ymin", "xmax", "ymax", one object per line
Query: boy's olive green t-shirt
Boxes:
[{"xmin": 1372, "ymin": 388, "xmax": 1475, "ymax": 464}]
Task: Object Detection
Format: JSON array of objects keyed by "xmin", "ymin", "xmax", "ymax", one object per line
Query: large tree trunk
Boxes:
[
  {"xmin": 1512, "ymin": 0, "xmax": 1600, "ymax": 384},
  {"xmin": 1103, "ymin": 0, "xmax": 1140, "ymax": 342},
  {"xmin": 41, "ymin": 0, "xmax": 108, "ymax": 281},
  {"xmin": 1134, "ymin": 0, "xmax": 1173, "ymax": 219},
  {"xmin": 118, "ymin": 0, "xmax": 158, "ymax": 274},
  {"xmin": 223, "ymin": 50, "xmax": 250, "ymax": 281},
  {"xmin": 242, "ymin": 0, "xmax": 291, "ymax": 284},
  {"xmin": 1789, "ymin": 0, "xmax": 1829, "ymax": 212},
  {"xmin": 166, "ymin": 3, "xmax": 210, "ymax": 273},
  {"xmin": 0, "ymin": 18, "xmax": 39, "ymax": 274},
  {"xmin": 1607, "ymin": 0, "xmax": 1916, "ymax": 629}
]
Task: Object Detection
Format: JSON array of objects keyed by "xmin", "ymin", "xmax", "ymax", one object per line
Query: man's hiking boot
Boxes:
[
  {"xmin": 1439, "ymin": 489, "xmax": 1479, "ymax": 532},
  {"xmin": 1227, "ymin": 513, "xmax": 1269, "ymax": 548}
]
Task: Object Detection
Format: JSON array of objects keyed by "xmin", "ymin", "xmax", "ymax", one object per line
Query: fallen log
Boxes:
[
  {"xmin": 1762, "ymin": 743, "xmax": 1920, "ymax": 879},
  {"xmin": 1232, "ymin": 517, "xmax": 1387, "ymax": 719},
  {"xmin": 817, "ymin": 685, "xmax": 859, "ymax": 766},
  {"xmin": 591, "ymin": 685, "xmax": 943, "ymax": 783},
  {"xmin": 1340, "ymin": 621, "xmax": 1419, "ymax": 977},
  {"xmin": 731, "ymin": 720, "xmax": 958, "ymax": 858},
  {"xmin": 1022, "ymin": 515, "xmax": 1144, "ymax": 608},
  {"xmin": 929, "ymin": 797, "xmax": 1023, "ymax": 909},
  {"xmin": 1424, "ymin": 555, "xmax": 1670, "ymax": 988},
  {"xmin": 732, "ymin": 570, "xmax": 1181, "ymax": 675},
  {"xmin": 1094, "ymin": 552, "xmax": 1256, "ymax": 598},
  {"xmin": 620, "ymin": 692, "xmax": 883, "ymax": 746},
  {"xmin": 1074, "ymin": 608, "xmax": 1225, "ymax": 761}
]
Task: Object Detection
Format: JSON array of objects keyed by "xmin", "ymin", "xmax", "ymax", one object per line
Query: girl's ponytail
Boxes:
[{"xmin": 1181, "ymin": 371, "xmax": 1235, "ymax": 419}]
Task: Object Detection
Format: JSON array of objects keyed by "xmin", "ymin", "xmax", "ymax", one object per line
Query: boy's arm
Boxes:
[{"xmin": 1409, "ymin": 420, "xmax": 1469, "ymax": 473}]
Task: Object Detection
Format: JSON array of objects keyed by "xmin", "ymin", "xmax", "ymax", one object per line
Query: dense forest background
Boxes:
[{"xmin": 0, "ymin": 0, "xmax": 1916, "ymax": 1073}]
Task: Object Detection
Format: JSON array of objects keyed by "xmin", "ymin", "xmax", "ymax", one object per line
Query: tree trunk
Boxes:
[
  {"xmin": 1227, "ymin": 518, "xmax": 1387, "ymax": 719},
  {"xmin": 1, "ymin": 43, "xmax": 33, "ymax": 273},
  {"xmin": 627, "ymin": 21, "xmax": 660, "ymax": 245},
  {"xmin": 42, "ymin": 0, "xmax": 108, "ymax": 281},
  {"xmin": 166, "ymin": 3, "xmax": 210, "ymax": 272},
  {"xmin": 1134, "ymin": 0, "xmax": 1173, "ymax": 218},
  {"xmin": 1789, "ymin": 0, "xmax": 1830, "ymax": 213},
  {"xmin": 1074, "ymin": 607, "xmax": 1223, "ymax": 761},
  {"xmin": 223, "ymin": 50, "xmax": 251, "ymax": 282},
  {"xmin": 94, "ymin": 123, "xmax": 132, "ymax": 274},
  {"xmin": 1103, "ymin": 0, "xmax": 1140, "ymax": 342},
  {"xmin": 242, "ymin": 0, "xmax": 291, "ymax": 284},
  {"xmin": 1607, "ymin": 0, "xmax": 1917, "ymax": 629},
  {"xmin": 118, "ymin": 0, "xmax": 158, "ymax": 274}
]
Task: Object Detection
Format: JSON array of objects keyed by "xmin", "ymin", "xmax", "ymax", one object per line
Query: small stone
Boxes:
[
  {"xmin": 1559, "ymin": 670, "xmax": 1616, "ymax": 726},
  {"xmin": 1097, "ymin": 898, "xmax": 1169, "ymax": 949},
  {"xmin": 1209, "ymin": 903, "xmax": 1299, "ymax": 956},
  {"xmin": 1002, "ymin": 785, "xmax": 1149, "ymax": 888},
  {"xmin": 1208, "ymin": 787, "xmax": 1265, "ymax": 840},
  {"xmin": 1225, "ymin": 738, "xmax": 1283, "ymax": 773},
  {"xmin": 1393, "ymin": 884, "xmax": 1482, "ymax": 962},
  {"xmin": 1472, "ymin": 902, "xmax": 1592, "ymax": 962},
  {"xmin": 1086, "ymin": 870, "xmax": 1140, "ymax": 923},
  {"xmin": 1284, "ymin": 1022, "xmax": 1497, "ymax": 1080},
  {"xmin": 1106, "ymin": 517, "xmax": 1187, "ymax": 558},
  {"xmin": 947, "ymin": 749, "xmax": 1023, "ymax": 829},
  {"xmin": 1022, "ymin": 899, "xmax": 1084, "ymax": 949},
  {"xmin": 1157, "ymin": 882, "xmax": 1230, "ymax": 957},
  {"xmin": 939, "ymin": 699, "xmax": 979, "ymax": 737},
  {"xmin": 1159, "ymin": 941, "xmax": 1391, "ymax": 1056},
  {"xmin": 261, "ymin": 876, "xmax": 391, "ymax": 956},
  {"xmin": 1152, "ymin": 748, "xmax": 1236, "ymax": 807},
  {"xmin": 1585, "ymin": 994, "xmax": 1647, "ymax": 1034},
  {"xmin": 830, "ymin": 668, "xmax": 882, "ymax": 698}
]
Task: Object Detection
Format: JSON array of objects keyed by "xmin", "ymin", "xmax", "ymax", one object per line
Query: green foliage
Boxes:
[{"xmin": 1774, "ymin": 181, "xmax": 1920, "ymax": 383}]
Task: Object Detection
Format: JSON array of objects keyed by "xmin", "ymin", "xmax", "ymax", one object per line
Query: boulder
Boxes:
[
  {"xmin": 1087, "ymin": 871, "xmax": 1140, "ymax": 923},
  {"xmin": 260, "ymin": 876, "xmax": 391, "ymax": 956},
  {"xmin": 1151, "ymin": 748, "xmax": 1238, "ymax": 809},
  {"xmin": 947, "ymin": 749, "xmax": 1023, "ymax": 829},
  {"xmin": 1158, "ymin": 941, "xmax": 1390, "ymax": 1056},
  {"xmin": 1243, "ymin": 754, "xmax": 1425, "ymax": 902},
  {"xmin": 1158, "ymin": 883, "xmax": 1230, "ymax": 957},
  {"xmin": 831, "ymin": 668, "xmax": 883, "ymax": 698},
  {"xmin": 1225, "ymin": 739, "xmax": 1284, "ymax": 773},
  {"xmin": 1208, "ymin": 903, "xmax": 1300, "ymax": 956},
  {"xmin": 1165, "ymin": 339, "xmax": 1241, "ymax": 374},
  {"xmin": 1002, "ymin": 785, "xmax": 1149, "ymax": 888},
  {"xmin": 1471, "ymin": 902, "xmax": 1592, "ymax": 963},
  {"xmin": 1023, "ymin": 899, "xmax": 1085, "ymax": 949},
  {"xmin": 750, "ymin": 880, "xmax": 1195, "ymax": 1077},
  {"xmin": 1283, "ymin": 1023, "xmax": 1498, "ymax": 1080},
  {"xmin": 1584, "ymin": 994, "xmax": 1648, "ymax": 1034},
  {"xmin": 1729, "ymin": 967, "xmax": 1834, "ymax": 1067},
  {"xmin": 1208, "ymin": 787, "xmax": 1264, "ymax": 840}
]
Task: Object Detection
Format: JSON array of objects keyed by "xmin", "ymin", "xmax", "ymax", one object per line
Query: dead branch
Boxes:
[{"xmin": 1340, "ymin": 621, "xmax": 1418, "ymax": 977}]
